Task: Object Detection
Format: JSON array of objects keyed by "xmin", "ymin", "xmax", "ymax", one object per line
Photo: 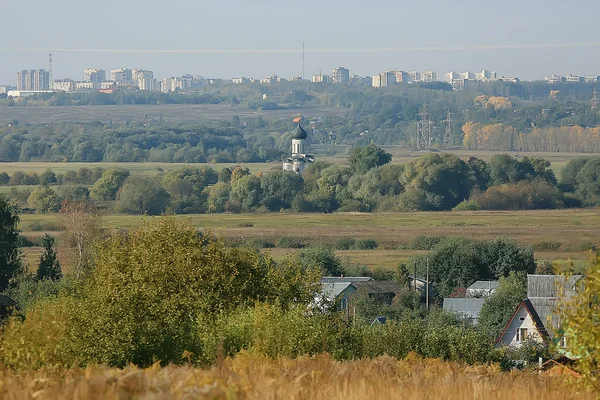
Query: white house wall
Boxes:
[{"xmin": 499, "ymin": 305, "xmax": 544, "ymax": 347}]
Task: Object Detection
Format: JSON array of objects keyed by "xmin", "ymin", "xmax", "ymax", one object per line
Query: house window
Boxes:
[
  {"xmin": 340, "ymin": 298, "xmax": 348, "ymax": 311},
  {"xmin": 516, "ymin": 328, "xmax": 528, "ymax": 342},
  {"xmin": 560, "ymin": 336, "xmax": 567, "ymax": 348}
]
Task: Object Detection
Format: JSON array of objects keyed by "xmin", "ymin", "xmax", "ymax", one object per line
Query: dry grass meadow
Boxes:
[
  {"xmin": 0, "ymin": 352, "xmax": 591, "ymax": 400},
  {"xmin": 18, "ymin": 208, "xmax": 600, "ymax": 272}
]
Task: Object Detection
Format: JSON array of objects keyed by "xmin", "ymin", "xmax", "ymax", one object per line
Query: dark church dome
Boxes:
[{"xmin": 291, "ymin": 123, "xmax": 308, "ymax": 140}]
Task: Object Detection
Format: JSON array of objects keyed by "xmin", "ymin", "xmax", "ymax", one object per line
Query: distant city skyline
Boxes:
[{"xmin": 2, "ymin": 0, "xmax": 600, "ymax": 84}]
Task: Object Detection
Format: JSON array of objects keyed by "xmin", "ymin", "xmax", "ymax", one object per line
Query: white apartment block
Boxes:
[
  {"xmin": 75, "ymin": 82, "xmax": 95, "ymax": 91},
  {"xmin": 84, "ymin": 69, "xmax": 106, "ymax": 83},
  {"xmin": 544, "ymin": 75, "xmax": 564, "ymax": 84},
  {"xmin": 408, "ymin": 71, "xmax": 421, "ymax": 82},
  {"xmin": 111, "ymin": 68, "xmax": 133, "ymax": 84},
  {"xmin": 371, "ymin": 74, "xmax": 382, "ymax": 88},
  {"xmin": 53, "ymin": 79, "xmax": 75, "ymax": 92},
  {"xmin": 565, "ymin": 74, "xmax": 584, "ymax": 83},
  {"xmin": 312, "ymin": 74, "xmax": 329, "ymax": 83},
  {"xmin": 422, "ymin": 71, "xmax": 437, "ymax": 82},
  {"xmin": 332, "ymin": 67, "xmax": 350, "ymax": 84}
]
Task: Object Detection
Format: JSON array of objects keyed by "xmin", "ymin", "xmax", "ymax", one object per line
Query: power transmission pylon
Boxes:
[
  {"xmin": 416, "ymin": 105, "xmax": 432, "ymax": 150},
  {"xmin": 591, "ymin": 88, "xmax": 599, "ymax": 110},
  {"xmin": 442, "ymin": 107, "xmax": 453, "ymax": 148}
]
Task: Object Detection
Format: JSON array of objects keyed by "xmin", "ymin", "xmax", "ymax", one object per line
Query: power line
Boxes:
[{"xmin": 3, "ymin": 41, "xmax": 600, "ymax": 55}]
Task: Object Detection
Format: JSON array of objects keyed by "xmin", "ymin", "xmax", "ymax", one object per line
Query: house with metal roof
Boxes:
[
  {"xmin": 496, "ymin": 274, "xmax": 583, "ymax": 348},
  {"xmin": 317, "ymin": 278, "xmax": 403, "ymax": 312},
  {"xmin": 466, "ymin": 280, "xmax": 499, "ymax": 298},
  {"xmin": 443, "ymin": 298, "xmax": 486, "ymax": 324}
]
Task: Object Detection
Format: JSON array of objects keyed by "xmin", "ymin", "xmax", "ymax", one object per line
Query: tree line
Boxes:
[
  {"xmin": 0, "ymin": 121, "xmax": 281, "ymax": 163},
  {"xmin": 6, "ymin": 147, "xmax": 600, "ymax": 215},
  {"xmin": 3, "ymin": 80, "xmax": 600, "ymax": 153}
]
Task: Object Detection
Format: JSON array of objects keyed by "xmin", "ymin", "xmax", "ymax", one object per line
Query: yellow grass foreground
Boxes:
[{"xmin": 0, "ymin": 352, "xmax": 591, "ymax": 400}]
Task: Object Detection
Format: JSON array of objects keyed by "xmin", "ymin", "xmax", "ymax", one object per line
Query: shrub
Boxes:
[
  {"xmin": 473, "ymin": 180, "xmax": 565, "ymax": 210},
  {"xmin": 353, "ymin": 239, "xmax": 378, "ymax": 250},
  {"xmin": 453, "ymin": 200, "xmax": 479, "ymax": 211},
  {"xmin": 0, "ymin": 297, "xmax": 76, "ymax": 370},
  {"xmin": 276, "ymin": 236, "xmax": 304, "ymax": 249},
  {"xmin": 334, "ymin": 237, "xmax": 356, "ymax": 250},
  {"xmin": 409, "ymin": 236, "xmax": 444, "ymax": 250},
  {"xmin": 249, "ymin": 238, "xmax": 276, "ymax": 249}
]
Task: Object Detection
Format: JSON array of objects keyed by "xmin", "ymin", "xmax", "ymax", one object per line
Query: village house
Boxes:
[
  {"xmin": 318, "ymin": 277, "xmax": 403, "ymax": 312},
  {"xmin": 496, "ymin": 274, "xmax": 582, "ymax": 348}
]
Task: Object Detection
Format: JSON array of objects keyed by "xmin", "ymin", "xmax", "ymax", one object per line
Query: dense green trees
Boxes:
[
  {"xmin": 477, "ymin": 272, "xmax": 527, "ymax": 339},
  {"xmin": 90, "ymin": 168, "xmax": 130, "ymax": 201},
  {"xmin": 411, "ymin": 238, "xmax": 535, "ymax": 298},
  {"xmin": 0, "ymin": 196, "xmax": 21, "ymax": 291},
  {"xmin": 400, "ymin": 154, "xmax": 474, "ymax": 211},
  {"xmin": 36, "ymin": 235, "xmax": 62, "ymax": 281},
  {"xmin": 575, "ymin": 158, "xmax": 600, "ymax": 204},
  {"xmin": 27, "ymin": 186, "xmax": 60, "ymax": 213},
  {"xmin": 348, "ymin": 144, "xmax": 392, "ymax": 173},
  {"xmin": 117, "ymin": 176, "xmax": 171, "ymax": 215},
  {"xmin": 2, "ymin": 153, "xmax": 598, "ymax": 215}
]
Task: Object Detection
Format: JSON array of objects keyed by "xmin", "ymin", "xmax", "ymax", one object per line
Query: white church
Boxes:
[{"xmin": 282, "ymin": 122, "xmax": 315, "ymax": 174}]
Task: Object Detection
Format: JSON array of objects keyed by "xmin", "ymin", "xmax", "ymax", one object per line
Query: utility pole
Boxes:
[
  {"xmin": 426, "ymin": 258, "xmax": 430, "ymax": 311},
  {"xmin": 591, "ymin": 88, "xmax": 599, "ymax": 110},
  {"xmin": 413, "ymin": 261, "xmax": 417, "ymax": 292},
  {"xmin": 443, "ymin": 107, "xmax": 453, "ymax": 148}
]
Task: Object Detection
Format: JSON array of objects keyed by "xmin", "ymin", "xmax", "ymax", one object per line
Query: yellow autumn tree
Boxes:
[{"xmin": 561, "ymin": 251, "xmax": 600, "ymax": 390}]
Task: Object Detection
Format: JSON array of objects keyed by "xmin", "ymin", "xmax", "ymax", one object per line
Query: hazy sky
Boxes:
[{"xmin": 1, "ymin": 0, "xmax": 600, "ymax": 84}]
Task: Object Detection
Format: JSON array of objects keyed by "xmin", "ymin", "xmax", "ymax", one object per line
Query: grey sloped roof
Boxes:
[
  {"xmin": 353, "ymin": 281, "xmax": 402, "ymax": 294},
  {"xmin": 321, "ymin": 282, "xmax": 353, "ymax": 302},
  {"xmin": 321, "ymin": 277, "xmax": 374, "ymax": 284},
  {"xmin": 468, "ymin": 281, "xmax": 499, "ymax": 290},
  {"xmin": 528, "ymin": 297, "xmax": 562, "ymax": 334},
  {"xmin": 527, "ymin": 275, "xmax": 583, "ymax": 298},
  {"xmin": 443, "ymin": 298, "xmax": 486, "ymax": 320},
  {"xmin": 0, "ymin": 295, "xmax": 17, "ymax": 307}
]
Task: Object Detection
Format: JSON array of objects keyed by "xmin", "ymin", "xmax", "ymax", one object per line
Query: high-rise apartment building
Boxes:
[
  {"xmin": 16, "ymin": 69, "xmax": 50, "ymax": 91},
  {"xmin": 332, "ymin": 67, "xmax": 350, "ymax": 84},
  {"xmin": 132, "ymin": 69, "xmax": 155, "ymax": 91},
  {"xmin": 422, "ymin": 71, "xmax": 437, "ymax": 82},
  {"xmin": 110, "ymin": 68, "xmax": 133, "ymax": 84},
  {"xmin": 84, "ymin": 69, "xmax": 106, "ymax": 83}
]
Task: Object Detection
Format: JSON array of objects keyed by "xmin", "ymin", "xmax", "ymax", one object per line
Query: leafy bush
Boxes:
[
  {"xmin": 249, "ymin": 237, "xmax": 276, "ymax": 249},
  {"xmin": 276, "ymin": 236, "xmax": 304, "ymax": 249},
  {"xmin": 334, "ymin": 237, "xmax": 356, "ymax": 250},
  {"xmin": 409, "ymin": 236, "xmax": 444, "ymax": 250},
  {"xmin": 473, "ymin": 180, "xmax": 565, "ymax": 210},
  {"xmin": 353, "ymin": 239, "xmax": 378, "ymax": 250}
]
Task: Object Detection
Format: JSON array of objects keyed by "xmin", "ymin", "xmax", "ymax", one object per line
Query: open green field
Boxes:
[{"xmin": 19, "ymin": 209, "xmax": 600, "ymax": 270}]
